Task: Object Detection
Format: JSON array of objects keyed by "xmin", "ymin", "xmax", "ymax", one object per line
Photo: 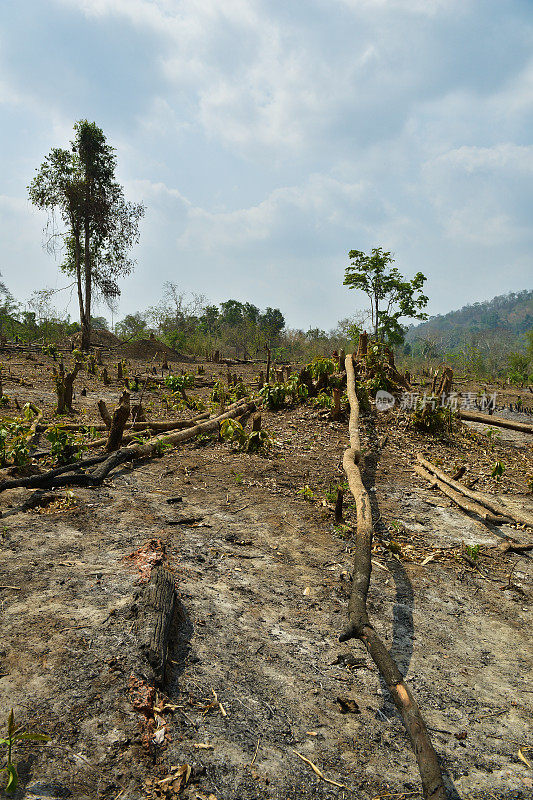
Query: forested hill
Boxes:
[{"xmin": 406, "ymin": 289, "xmax": 533, "ymax": 348}]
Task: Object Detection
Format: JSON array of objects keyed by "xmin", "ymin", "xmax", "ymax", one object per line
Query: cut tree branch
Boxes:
[{"xmin": 341, "ymin": 354, "xmax": 447, "ymax": 800}]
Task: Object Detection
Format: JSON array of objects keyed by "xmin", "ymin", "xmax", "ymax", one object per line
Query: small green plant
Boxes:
[
  {"xmin": 232, "ymin": 381, "xmax": 248, "ymax": 400},
  {"xmin": 246, "ymin": 428, "xmax": 272, "ymax": 453},
  {"xmin": 333, "ymin": 522, "xmax": 353, "ymax": 538},
  {"xmin": 259, "ymin": 382, "xmax": 286, "ymax": 410},
  {"xmin": 464, "ymin": 543, "xmax": 480, "ymax": 562},
  {"xmin": 308, "ymin": 357, "xmax": 336, "ymax": 381},
  {"xmin": 1, "ymin": 709, "xmax": 50, "ymax": 794},
  {"xmin": 153, "ymin": 439, "xmax": 173, "ymax": 457},
  {"xmin": 0, "ymin": 418, "xmax": 32, "ymax": 467},
  {"xmin": 45, "ymin": 425, "xmax": 86, "ymax": 465},
  {"xmin": 312, "ymin": 392, "xmax": 333, "ymax": 410},
  {"xmin": 219, "ymin": 419, "xmax": 272, "ymax": 453},
  {"xmin": 285, "ymin": 374, "xmax": 308, "ymax": 404},
  {"xmin": 187, "ymin": 396, "xmax": 207, "ymax": 412},
  {"xmin": 388, "ymin": 519, "xmax": 404, "ymax": 533},
  {"xmin": 491, "ymin": 460, "xmax": 505, "ymax": 480},
  {"xmin": 410, "ymin": 399, "xmax": 455, "ymax": 436},
  {"xmin": 165, "ymin": 373, "xmax": 195, "ymax": 393},
  {"xmin": 297, "ymin": 484, "xmax": 316, "ymax": 502},
  {"xmin": 323, "ymin": 480, "xmax": 348, "ymax": 504},
  {"xmin": 485, "ymin": 427, "xmax": 500, "ymax": 450},
  {"xmin": 196, "ymin": 432, "xmax": 215, "ymax": 445},
  {"xmin": 41, "ymin": 344, "xmax": 58, "ymax": 360},
  {"xmin": 211, "ymin": 381, "xmax": 228, "ymax": 404},
  {"xmin": 220, "ymin": 419, "xmax": 248, "ymax": 451}
]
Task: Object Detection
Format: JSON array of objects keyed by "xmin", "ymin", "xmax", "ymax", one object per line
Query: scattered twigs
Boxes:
[
  {"xmin": 292, "ymin": 750, "xmax": 352, "ymax": 791},
  {"xmin": 415, "ymin": 454, "xmax": 533, "ymax": 528},
  {"xmin": 459, "ymin": 410, "xmax": 532, "ymax": 434},
  {"xmin": 341, "ymin": 354, "xmax": 446, "ymax": 800}
]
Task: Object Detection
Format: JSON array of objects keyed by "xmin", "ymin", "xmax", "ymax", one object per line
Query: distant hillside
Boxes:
[{"xmin": 406, "ymin": 289, "xmax": 533, "ymax": 350}]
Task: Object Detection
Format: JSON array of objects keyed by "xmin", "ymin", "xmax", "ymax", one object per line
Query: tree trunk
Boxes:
[
  {"xmin": 82, "ymin": 218, "xmax": 92, "ymax": 351},
  {"xmin": 266, "ymin": 347, "xmax": 271, "ymax": 384}
]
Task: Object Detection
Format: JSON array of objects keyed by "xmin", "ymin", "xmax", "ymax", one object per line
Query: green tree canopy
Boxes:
[
  {"xmin": 343, "ymin": 247, "xmax": 428, "ymax": 344},
  {"xmin": 29, "ymin": 120, "xmax": 144, "ymax": 350}
]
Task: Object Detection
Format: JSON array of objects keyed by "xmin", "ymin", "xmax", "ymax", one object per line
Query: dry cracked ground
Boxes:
[{"xmin": 0, "ymin": 355, "xmax": 532, "ymax": 800}]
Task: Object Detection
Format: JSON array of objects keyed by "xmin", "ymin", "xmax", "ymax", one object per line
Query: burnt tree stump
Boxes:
[
  {"xmin": 106, "ymin": 391, "xmax": 130, "ymax": 451},
  {"xmin": 53, "ymin": 361, "xmax": 80, "ymax": 414}
]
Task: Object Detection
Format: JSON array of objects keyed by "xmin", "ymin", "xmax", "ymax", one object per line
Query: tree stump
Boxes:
[
  {"xmin": 131, "ymin": 403, "xmax": 146, "ymax": 423},
  {"xmin": 102, "ymin": 367, "xmax": 110, "ymax": 385},
  {"xmin": 356, "ymin": 332, "xmax": 368, "ymax": 360},
  {"xmin": 117, "ymin": 361, "xmax": 123, "ymax": 381},
  {"xmin": 53, "ymin": 361, "xmax": 80, "ymax": 414},
  {"xmin": 106, "ymin": 391, "xmax": 130, "ymax": 451},
  {"xmin": 332, "ymin": 387, "xmax": 341, "ymax": 420},
  {"xmin": 98, "ymin": 399, "xmax": 112, "ymax": 429},
  {"xmin": 436, "ymin": 366, "xmax": 453, "ymax": 397},
  {"xmin": 252, "ymin": 413, "xmax": 262, "ymax": 432}
]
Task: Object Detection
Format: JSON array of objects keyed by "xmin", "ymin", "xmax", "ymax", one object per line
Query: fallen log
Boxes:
[
  {"xmin": 459, "ymin": 410, "xmax": 532, "ymax": 434},
  {"xmin": 341, "ymin": 355, "xmax": 446, "ymax": 800},
  {"xmin": 416, "ymin": 454, "xmax": 533, "ymax": 528},
  {"xmin": 36, "ymin": 411, "xmax": 211, "ymax": 433},
  {"xmin": 414, "ymin": 464, "xmax": 510, "ymax": 525},
  {"xmin": 136, "ymin": 565, "xmax": 176, "ymax": 685},
  {"xmin": 0, "ymin": 399, "xmax": 256, "ymax": 493}
]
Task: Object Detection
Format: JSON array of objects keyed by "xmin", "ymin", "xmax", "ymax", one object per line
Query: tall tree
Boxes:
[
  {"xmin": 29, "ymin": 120, "xmax": 144, "ymax": 350},
  {"xmin": 343, "ymin": 248, "xmax": 428, "ymax": 344}
]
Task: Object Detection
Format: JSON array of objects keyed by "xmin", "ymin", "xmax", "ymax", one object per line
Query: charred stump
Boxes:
[{"xmin": 106, "ymin": 391, "xmax": 131, "ymax": 452}]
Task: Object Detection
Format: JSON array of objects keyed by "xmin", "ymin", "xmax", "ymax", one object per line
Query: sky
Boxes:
[{"xmin": 1, "ymin": 0, "xmax": 532, "ymax": 331}]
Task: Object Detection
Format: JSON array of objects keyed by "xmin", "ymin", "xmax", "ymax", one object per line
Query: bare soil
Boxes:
[{"xmin": 0, "ymin": 350, "xmax": 532, "ymax": 800}]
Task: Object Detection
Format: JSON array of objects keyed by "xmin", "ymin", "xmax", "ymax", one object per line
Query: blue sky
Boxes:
[{"xmin": 1, "ymin": 0, "xmax": 532, "ymax": 330}]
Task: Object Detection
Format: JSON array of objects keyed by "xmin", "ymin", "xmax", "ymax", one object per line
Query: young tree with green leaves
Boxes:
[
  {"xmin": 29, "ymin": 120, "xmax": 144, "ymax": 350},
  {"xmin": 343, "ymin": 247, "xmax": 428, "ymax": 344}
]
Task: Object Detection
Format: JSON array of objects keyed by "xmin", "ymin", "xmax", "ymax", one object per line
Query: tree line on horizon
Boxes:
[{"xmin": 3, "ymin": 117, "xmax": 530, "ymax": 383}]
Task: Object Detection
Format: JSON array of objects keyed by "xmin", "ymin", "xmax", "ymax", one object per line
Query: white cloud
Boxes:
[
  {"xmin": 176, "ymin": 174, "xmax": 376, "ymax": 252},
  {"xmin": 431, "ymin": 143, "xmax": 533, "ymax": 174},
  {"xmin": 335, "ymin": 0, "xmax": 463, "ymax": 15}
]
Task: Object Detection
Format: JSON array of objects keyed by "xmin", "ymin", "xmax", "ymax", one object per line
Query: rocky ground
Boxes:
[{"xmin": 0, "ymin": 349, "xmax": 531, "ymax": 800}]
